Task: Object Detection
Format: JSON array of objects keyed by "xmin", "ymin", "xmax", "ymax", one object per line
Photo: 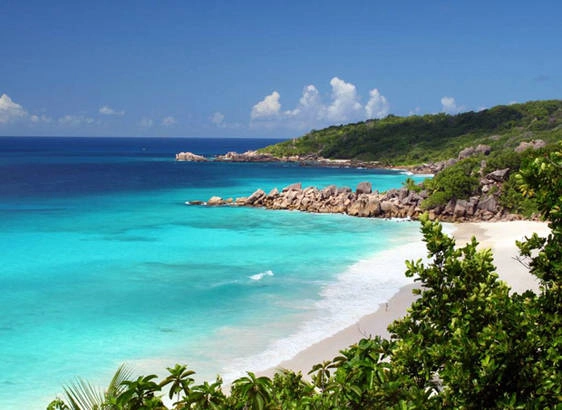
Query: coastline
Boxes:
[
  {"xmin": 258, "ymin": 220, "xmax": 549, "ymax": 379},
  {"xmin": 220, "ymin": 220, "xmax": 426, "ymax": 382}
]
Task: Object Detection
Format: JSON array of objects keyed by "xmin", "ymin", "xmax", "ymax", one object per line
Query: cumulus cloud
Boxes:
[
  {"xmin": 99, "ymin": 105, "xmax": 125, "ymax": 116},
  {"xmin": 58, "ymin": 115, "xmax": 95, "ymax": 126},
  {"xmin": 0, "ymin": 93, "xmax": 28, "ymax": 123},
  {"xmin": 441, "ymin": 96, "xmax": 464, "ymax": 114},
  {"xmin": 250, "ymin": 77, "xmax": 390, "ymax": 131},
  {"xmin": 283, "ymin": 85, "xmax": 326, "ymax": 128},
  {"xmin": 326, "ymin": 77, "xmax": 363, "ymax": 122},
  {"xmin": 251, "ymin": 91, "xmax": 281, "ymax": 119},
  {"xmin": 365, "ymin": 88, "xmax": 390, "ymax": 119},
  {"xmin": 162, "ymin": 116, "xmax": 177, "ymax": 127}
]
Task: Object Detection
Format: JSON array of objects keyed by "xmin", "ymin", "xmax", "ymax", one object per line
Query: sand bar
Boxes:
[{"xmin": 260, "ymin": 220, "xmax": 550, "ymax": 378}]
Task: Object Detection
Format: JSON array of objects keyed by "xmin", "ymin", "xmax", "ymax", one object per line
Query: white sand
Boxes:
[
  {"xmin": 259, "ymin": 220, "xmax": 549, "ymax": 378},
  {"xmin": 452, "ymin": 221, "xmax": 549, "ymax": 294}
]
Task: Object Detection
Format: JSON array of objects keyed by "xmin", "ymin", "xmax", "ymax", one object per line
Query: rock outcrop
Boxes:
[
  {"xmin": 191, "ymin": 175, "xmax": 521, "ymax": 222},
  {"xmin": 215, "ymin": 151, "xmax": 278, "ymax": 162},
  {"xmin": 176, "ymin": 152, "xmax": 207, "ymax": 161},
  {"xmin": 180, "ymin": 140, "xmax": 545, "ymax": 222},
  {"xmin": 515, "ymin": 139, "xmax": 546, "ymax": 153}
]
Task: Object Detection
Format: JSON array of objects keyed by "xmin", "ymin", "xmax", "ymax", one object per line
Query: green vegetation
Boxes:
[
  {"xmin": 419, "ymin": 144, "xmax": 560, "ymax": 212},
  {"xmin": 260, "ymin": 100, "xmax": 562, "ymax": 165},
  {"xmin": 421, "ymin": 157, "xmax": 481, "ymax": 209},
  {"xmin": 402, "ymin": 177, "xmax": 422, "ymax": 193},
  {"xmin": 48, "ymin": 147, "xmax": 562, "ymax": 409}
]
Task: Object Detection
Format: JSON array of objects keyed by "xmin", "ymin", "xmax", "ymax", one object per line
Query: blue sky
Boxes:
[{"xmin": 0, "ymin": 0, "xmax": 560, "ymax": 138}]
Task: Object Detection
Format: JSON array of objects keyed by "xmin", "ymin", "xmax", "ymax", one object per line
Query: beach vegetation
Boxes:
[
  {"xmin": 182, "ymin": 377, "xmax": 226, "ymax": 409},
  {"xmin": 47, "ymin": 364, "xmax": 133, "ymax": 410},
  {"xmin": 160, "ymin": 364, "xmax": 196, "ymax": 405},
  {"xmin": 419, "ymin": 143, "xmax": 557, "ymax": 212},
  {"xmin": 116, "ymin": 374, "xmax": 164, "ymax": 409},
  {"xmin": 402, "ymin": 177, "xmax": 422, "ymax": 193},
  {"xmin": 259, "ymin": 99, "xmax": 562, "ymax": 166},
  {"xmin": 421, "ymin": 157, "xmax": 480, "ymax": 209},
  {"xmin": 229, "ymin": 372, "xmax": 273, "ymax": 409},
  {"xmin": 48, "ymin": 146, "xmax": 562, "ymax": 409}
]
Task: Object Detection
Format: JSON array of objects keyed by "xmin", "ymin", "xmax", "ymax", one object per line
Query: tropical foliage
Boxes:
[
  {"xmin": 419, "ymin": 143, "xmax": 560, "ymax": 211},
  {"xmin": 259, "ymin": 99, "xmax": 562, "ymax": 165},
  {"xmin": 49, "ymin": 147, "xmax": 562, "ymax": 408},
  {"xmin": 420, "ymin": 157, "xmax": 481, "ymax": 209}
]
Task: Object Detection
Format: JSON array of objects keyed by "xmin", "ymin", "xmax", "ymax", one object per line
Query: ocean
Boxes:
[{"xmin": 0, "ymin": 137, "xmax": 426, "ymax": 409}]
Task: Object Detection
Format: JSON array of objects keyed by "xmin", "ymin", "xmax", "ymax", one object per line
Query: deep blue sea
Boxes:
[{"xmin": 0, "ymin": 137, "xmax": 426, "ymax": 409}]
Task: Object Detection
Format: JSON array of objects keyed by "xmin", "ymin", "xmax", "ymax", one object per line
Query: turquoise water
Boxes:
[{"xmin": 0, "ymin": 138, "xmax": 426, "ymax": 408}]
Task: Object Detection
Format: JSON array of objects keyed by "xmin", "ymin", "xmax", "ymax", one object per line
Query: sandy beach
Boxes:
[{"xmin": 260, "ymin": 220, "xmax": 550, "ymax": 378}]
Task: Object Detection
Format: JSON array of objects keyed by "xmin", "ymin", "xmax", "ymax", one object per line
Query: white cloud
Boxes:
[
  {"xmin": 162, "ymin": 116, "xmax": 177, "ymax": 127},
  {"xmin": 326, "ymin": 77, "xmax": 363, "ymax": 122},
  {"xmin": 30, "ymin": 114, "xmax": 52, "ymax": 123},
  {"xmin": 298, "ymin": 85, "xmax": 322, "ymax": 111},
  {"xmin": 250, "ymin": 77, "xmax": 390, "ymax": 131},
  {"xmin": 58, "ymin": 114, "xmax": 95, "ymax": 126},
  {"xmin": 0, "ymin": 94, "xmax": 27, "ymax": 123},
  {"xmin": 285, "ymin": 85, "xmax": 324, "ymax": 120},
  {"xmin": 365, "ymin": 88, "xmax": 390, "ymax": 119},
  {"xmin": 99, "ymin": 105, "xmax": 125, "ymax": 116},
  {"xmin": 139, "ymin": 117, "xmax": 154, "ymax": 128},
  {"xmin": 441, "ymin": 96, "xmax": 464, "ymax": 114},
  {"xmin": 251, "ymin": 91, "xmax": 281, "ymax": 119}
]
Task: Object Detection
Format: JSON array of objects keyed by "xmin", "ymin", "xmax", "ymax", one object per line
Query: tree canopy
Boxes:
[{"xmin": 259, "ymin": 100, "xmax": 562, "ymax": 165}]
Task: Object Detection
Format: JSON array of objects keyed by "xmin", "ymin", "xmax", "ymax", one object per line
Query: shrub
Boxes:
[{"xmin": 422, "ymin": 158, "xmax": 480, "ymax": 208}]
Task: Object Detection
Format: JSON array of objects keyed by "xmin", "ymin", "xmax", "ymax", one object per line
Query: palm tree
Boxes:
[
  {"xmin": 159, "ymin": 364, "xmax": 195, "ymax": 404},
  {"xmin": 231, "ymin": 372, "xmax": 273, "ymax": 410},
  {"xmin": 182, "ymin": 376, "xmax": 226, "ymax": 409},
  {"xmin": 117, "ymin": 374, "xmax": 163, "ymax": 409},
  {"xmin": 48, "ymin": 364, "xmax": 133, "ymax": 410},
  {"xmin": 308, "ymin": 360, "xmax": 338, "ymax": 392}
]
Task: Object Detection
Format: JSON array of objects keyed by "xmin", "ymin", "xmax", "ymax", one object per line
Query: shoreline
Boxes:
[
  {"xmin": 258, "ymin": 220, "xmax": 549, "ymax": 379},
  {"xmin": 220, "ymin": 220, "xmax": 426, "ymax": 382},
  {"xmin": 176, "ymin": 150, "xmax": 443, "ymax": 175}
]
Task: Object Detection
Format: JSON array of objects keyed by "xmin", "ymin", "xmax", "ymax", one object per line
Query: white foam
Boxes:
[
  {"xmin": 222, "ymin": 226, "xmax": 428, "ymax": 381},
  {"xmin": 249, "ymin": 270, "xmax": 274, "ymax": 281}
]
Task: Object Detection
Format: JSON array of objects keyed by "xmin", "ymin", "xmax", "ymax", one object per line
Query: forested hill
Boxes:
[{"xmin": 260, "ymin": 100, "xmax": 562, "ymax": 165}]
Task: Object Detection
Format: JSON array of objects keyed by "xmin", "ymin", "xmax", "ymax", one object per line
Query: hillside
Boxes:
[{"xmin": 259, "ymin": 100, "xmax": 562, "ymax": 165}]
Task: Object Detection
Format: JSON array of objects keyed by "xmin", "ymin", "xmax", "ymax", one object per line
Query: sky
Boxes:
[{"xmin": 0, "ymin": 0, "xmax": 561, "ymax": 139}]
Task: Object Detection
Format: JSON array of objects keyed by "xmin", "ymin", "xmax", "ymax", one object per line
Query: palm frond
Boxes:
[
  {"xmin": 61, "ymin": 363, "xmax": 134, "ymax": 410},
  {"xmin": 106, "ymin": 363, "xmax": 135, "ymax": 400},
  {"xmin": 63, "ymin": 378, "xmax": 105, "ymax": 410}
]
